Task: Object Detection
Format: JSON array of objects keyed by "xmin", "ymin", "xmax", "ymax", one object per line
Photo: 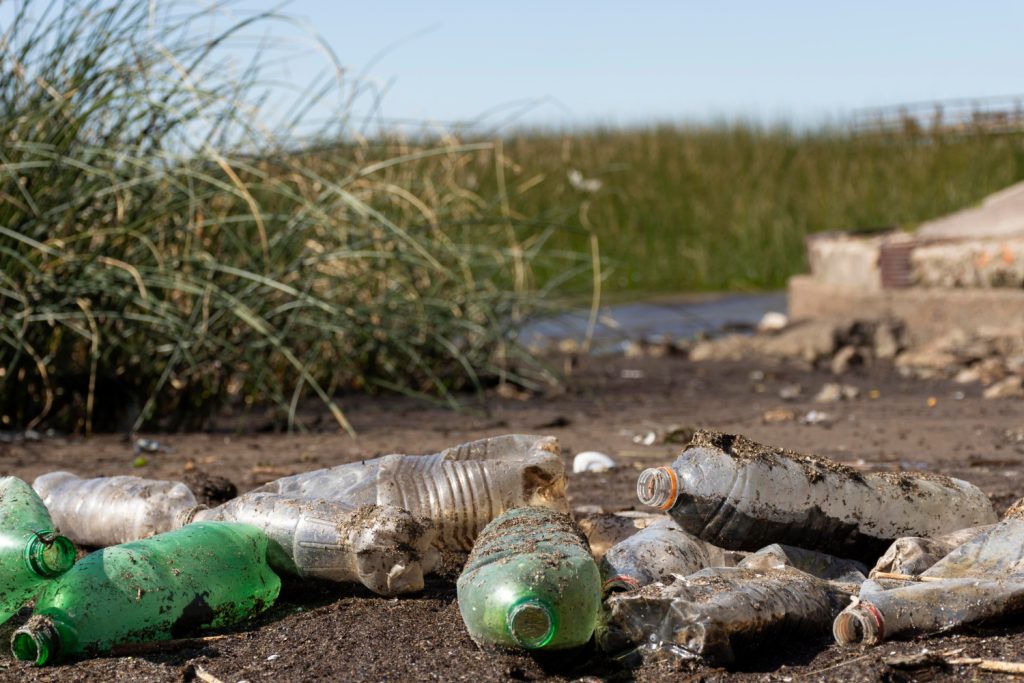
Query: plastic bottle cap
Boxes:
[
  {"xmin": 636, "ymin": 467, "xmax": 678, "ymax": 510},
  {"xmin": 506, "ymin": 598, "xmax": 555, "ymax": 649},
  {"xmin": 25, "ymin": 531, "xmax": 76, "ymax": 578}
]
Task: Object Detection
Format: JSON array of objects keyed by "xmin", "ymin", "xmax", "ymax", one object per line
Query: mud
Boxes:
[{"xmin": 1, "ymin": 354, "xmax": 1023, "ymax": 680}]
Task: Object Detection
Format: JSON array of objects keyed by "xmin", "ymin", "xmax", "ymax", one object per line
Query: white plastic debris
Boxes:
[
  {"xmin": 757, "ymin": 311, "xmax": 789, "ymax": 334},
  {"xmin": 573, "ymin": 451, "xmax": 616, "ymax": 473}
]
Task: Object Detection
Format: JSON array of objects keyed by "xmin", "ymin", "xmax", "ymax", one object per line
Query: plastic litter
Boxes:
[
  {"xmin": 600, "ymin": 518, "xmax": 743, "ymax": 593},
  {"xmin": 11, "ymin": 521, "xmax": 280, "ymax": 665},
  {"xmin": 457, "ymin": 506, "xmax": 600, "ymax": 651},
  {"xmin": 738, "ymin": 544, "xmax": 867, "ymax": 583},
  {"xmin": 194, "ymin": 496, "xmax": 439, "ymax": 595},
  {"xmin": 636, "ymin": 429, "xmax": 996, "ymax": 561},
  {"xmin": 835, "ymin": 517, "xmax": 1024, "ymax": 646},
  {"xmin": 254, "ymin": 434, "xmax": 567, "ymax": 550},
  {"xmin": 575, "ymin": 511, "xmax": 664, "ymax": 561},
  {"xmin": 599, "ymin": 566, "xmax": 855, "ymax": 667},
  {"xmin": 0, "ymin": 477, "xmax": 76, "ymax": 625},
  {"xmin": 869, "ymin": 525, "xmax": 992, "ymax": 578},
  {"xmin": 34, "ymin": 472, "xmax": 439, "ymax": 596},
  {"xmin": 573, "ymin": 451, "xmax": 616, "ymax": 473},
  {"xmin": 34, "ymin": 472, "xmax": 202, "ymax": 546}
]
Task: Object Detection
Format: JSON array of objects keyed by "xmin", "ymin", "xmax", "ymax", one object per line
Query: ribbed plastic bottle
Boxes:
[
  {"xmin": 835, "ymin": 517, "xmax": 1024, "ymax": 646},
  {"xmin": 0, "ymin": 477, "xmax": 76, "ymax": 624},
  {"xmin": 457, "ymin": 507, "xmax": 600, "ymax": 651},
  {"xmin": 33, "ymin": 472, "xmax": 201, "ymax": 546},
  {"xmin": 255, "ymin": 434, "xmax": 568, "ymax": 550},
  {"xmin": 600, "ymin": 518, "xmax": 714, "ymax": 593},
  {"xmin": 599, "ymin": 566, "xmax": 855, "ymax": 666},
  {"xmin": 11, "ymin": 521, "xmax": 280, "ymax": 665},
  {"xmin": 636, "ymin": 430, "xmax": 996, "ymax": 561},
  {"xmin": 194, "ymin": 494, "xmax": 440, "ymax": 595}
]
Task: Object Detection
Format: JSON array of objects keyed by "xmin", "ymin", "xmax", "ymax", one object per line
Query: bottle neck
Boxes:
[
  {"xmin": 636, "ymin": 466, "xmax": 679, "ymax": 510},
  {"xmin": 24, "ymin": 531, "xmax": 76, "ymax": 578},
  {"xmin": 12, "ymin": 614, "xmax": 62, "ymax": 665},
  {"xmin": 506, "ymin": 597, "xmax": 556, "ymax": 649}
]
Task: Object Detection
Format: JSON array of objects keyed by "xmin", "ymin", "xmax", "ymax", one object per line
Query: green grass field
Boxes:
[{"xmin": 476, "ymin": 125, "xmax": 1024, "ymax": 294}]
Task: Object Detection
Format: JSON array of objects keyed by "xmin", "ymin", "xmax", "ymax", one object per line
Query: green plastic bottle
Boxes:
[
  {"xmin": 0, "ymin": 476, "xmax": 76, "ymax": 624},
  {"xmin": 11, "ymin": 521, "xmax": 280, "ymax": 665},
  {"xmin": 457, "ymin": 506, "xmax": 600, "ymax": 651}
]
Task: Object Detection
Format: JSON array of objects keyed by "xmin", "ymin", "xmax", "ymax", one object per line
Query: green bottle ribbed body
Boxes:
[
  {"xmin": 0, "ymin": 477, "xmax": 75, "ymax": 625},
  {"xmin": 457, "ymin": 507, "xmax": 600, "ymax": 651},
  {"xmin": 12, "ymin": 522, "xmax": 280, "ymax": 665}
]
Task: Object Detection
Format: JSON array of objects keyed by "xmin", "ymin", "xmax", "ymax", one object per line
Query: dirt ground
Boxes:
[{"xmin": 1, "ymin": 353, "xmax": 1023, "ymax": 682}]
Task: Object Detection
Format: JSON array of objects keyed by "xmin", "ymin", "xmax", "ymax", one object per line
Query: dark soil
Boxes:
[{"xmin": 1, "ymin": 354, "xmax": 1023, "ymax": 682}]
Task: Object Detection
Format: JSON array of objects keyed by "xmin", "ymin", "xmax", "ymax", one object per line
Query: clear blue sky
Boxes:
[{"xmin": 258, "ymin": 0, "xmax": 1024, "ymax": 130}]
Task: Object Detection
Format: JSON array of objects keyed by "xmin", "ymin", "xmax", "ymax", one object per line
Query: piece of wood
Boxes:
[
  {"xmin": 194, "ymin": 665, "xmax": 227, "ymax": 683},
  {"xmin": 870, "ymin": 571, "xmax": 946, "ymax": 583}
]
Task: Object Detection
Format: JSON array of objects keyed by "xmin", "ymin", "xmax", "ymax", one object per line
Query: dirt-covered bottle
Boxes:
[
  {"xmin": 11, "ymin": 521, "xmax": 280, "ymax": 665},
  {"xmin": 601, "ymin": 518, "xmax": 718, "ymax": 593},
  {"xmin": 257, "ymin": 434, "xmax": 568, "ymax": 551},
  {"xmin": 636, "ymin": 430, "xmax": 996, "ymax": 561},
  {"xmin": 193, "ymin": 494, "xmax": 439, "ymax": 596},
  {"xmin": 457, "ymin": 507, "xmax": 600, "ymax": 651},
  {"xmin": 0, "ymin": 477, "xmax": 76, "ymax": 624}
]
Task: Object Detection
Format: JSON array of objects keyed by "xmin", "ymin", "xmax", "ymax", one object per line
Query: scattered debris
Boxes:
[
  {"xmin": 800, "ymin": 410, "xmax": 833, "ymax": 425},
  {"xmin": 573, "ymin": 451, "xmax": 616, "ymax": 473},
  {"xmin": 814, "ymin": 382, "xmax": 860, "ymax": 403},
  {"xmin": 762, "ymin": 408, "xmax": 797, "ymax": 423}
]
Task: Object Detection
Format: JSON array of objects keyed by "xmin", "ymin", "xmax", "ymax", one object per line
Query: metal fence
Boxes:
[{"xmin": 852, "ymin": 94, "xmax": 1024, "ymax": 135}]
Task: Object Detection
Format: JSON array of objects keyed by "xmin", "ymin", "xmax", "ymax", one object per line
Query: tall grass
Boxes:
[
  {"xmin": 0, "ymin": 1, "xmax": 591, "ymax": 433},
  {"xmin": 480, "ymin": 125, "xmax": 1024, "ymax": 293}
]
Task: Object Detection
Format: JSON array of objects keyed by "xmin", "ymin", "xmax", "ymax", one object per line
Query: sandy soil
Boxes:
[{"xmin": 1, "ymin": 353, "xmax": 1023, "ymax": 682}]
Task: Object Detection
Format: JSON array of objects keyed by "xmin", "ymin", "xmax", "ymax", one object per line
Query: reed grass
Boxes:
[
  {"xmin": 480, "ymin": 124, "xmax": 1024, "ymax": 293},
  {"xmin": 0, "ymin": 1, "xmax": 590, "ymax": 433}
]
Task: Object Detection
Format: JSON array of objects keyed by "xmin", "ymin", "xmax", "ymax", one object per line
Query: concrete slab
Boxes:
[
  {"xmin": 788, "ymin": 275, "xmax": 1024, "ymax": 343},
  {"xmin": 917, "ymin": 180, "xmax": 1024, "ymax": 240}
]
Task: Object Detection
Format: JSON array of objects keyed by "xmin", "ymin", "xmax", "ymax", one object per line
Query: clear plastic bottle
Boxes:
[
  {"xmin": 738, "ymin": 544, "xmax": 867, "ymax": 583},
  {"xmin": 636, "ymin": 430, "xmax": 996, "ymax": 561},
  {"xmin": 0, "ymin": 477, "xmax": 76, "ymax": 625},
  {"xmin": 194, "ymin": 495, "xmax": 440, "ymax": 595},
  {"xmin": 575, "ymin": 511, "xmax": 664, "ymax": 561},
  {"xmin": 834, "ymin": 518, "xmax": 1024, "ymax": 646},
  {"xmin": 600, "ymin": 518, "xmax": 715, "ymax": 593},
  {"xmin": 255, "ymin": 434, "xmax": 567, "ymax": 550},
  {"xmin": 11, "ymin": 521, "xmax": 280, "ymax": 665},
  {"xmin": 457, "ymin": 507, "xmax": 600, "ymax": 651},
  {"xmin": 869, "ymin": 524, "xmax": 992, "ymax": 578},
  {"xmin": 33, "ymin": 472, "xmax": 201, "ymax": 546},
  {"xmin": 599, "ymin": 566, "xmax": 855, "ymax": 666}
]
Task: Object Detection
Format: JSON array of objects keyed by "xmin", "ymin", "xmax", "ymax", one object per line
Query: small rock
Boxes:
[
  {"xmin": 814, "ymin": 382, "xmax": 860, "ymax": 403},
  {"xmin": 778, "ymin": 384, "xmax": 803, "ymax": 401},
  {"xmin": 756, "ymin": 311, "xmax": 789, "ymax": 334},
  {"xmin": 762, "ymin": 408, "xmax": 797, "ymax": 423},
  {"xmin": 800, "ymin": 410, "xmax": 832, "ymax": 425},
  {"xmin": 983, "ymin": 375, "xmax": 1024, "ymax": 399},
  {"xmin": 830, "ymin": 345, "xmax": 860, "ymax": 375}
]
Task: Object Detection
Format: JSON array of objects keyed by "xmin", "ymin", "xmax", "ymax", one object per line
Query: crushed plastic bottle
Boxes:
[
  {"xmin": 11, "ymin": 521, "xmax": 280, "ymax": 665},
  {"xmin": 457, "ymin": 506, "xmax": 600, "ymax": 651},
  {"xmin": 0, "ymin": 477, "xmax": 76, "ymax": 625},
  {"xmin": 834, "ymin": 517, "xmax": 1024, "ymax": 646},
  {"xmin": 257, "ymin": 434, "xmax": 567, "ymax": 551},
  {"xmin": 738, "ymin": 544, "xmax": 867, "ymax": 583},
  {"xmin": 33, "ymin": 472, "xmax": 201, "ymax": 546},
  {"xmin": 636, "ymin": 430, "xmax": 996, "ymax": 561},
  {"xmin": 194, "ymin": 495, "xmax": 439, "ymax": 595},
  {"xmin": 601, "ymin": 518, "xmax": 742, "ymax": 593},
  {"xmin": 575, "ymin": 511, "xmax": 664, "ymax": 561},
  {"xmin": 599, "ymin": 566, "xmax": 855, "ymax": 667},
  {"xmin": 869, "ymin": 525, "xmax": 992, "ymax": 578}
]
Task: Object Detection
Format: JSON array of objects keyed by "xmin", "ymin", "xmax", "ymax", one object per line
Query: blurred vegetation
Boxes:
[
  {"xmin": 0, "ymin": 1, "xmax": 591, "ymax": 433},
  {"xmin": 479, "ymin": 125, "xmax": 1024, "ymax": 293}
]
